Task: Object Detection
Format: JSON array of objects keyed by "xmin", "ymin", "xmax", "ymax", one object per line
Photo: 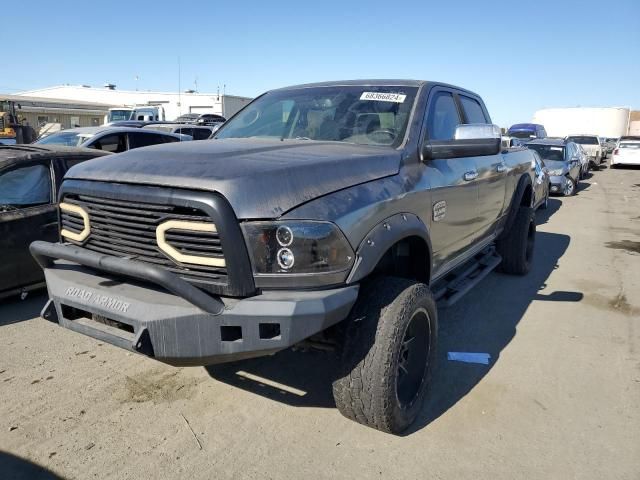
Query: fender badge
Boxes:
[{"xmin": 433, "ymin": 200, "xmax": 446, "ymax": 222}]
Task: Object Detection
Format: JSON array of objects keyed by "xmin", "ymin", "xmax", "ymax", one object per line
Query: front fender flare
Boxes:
[{"xmin": 346, "ymin": 213, "xmax": 432, "ymax": 284}]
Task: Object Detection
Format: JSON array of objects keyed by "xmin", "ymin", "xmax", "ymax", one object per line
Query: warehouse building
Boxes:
[
  {"xmin": 17, "ymin": 84, "xmax": 252, "ymax": 122},
  {"xmin": 1, "ymin": 93, "xmax": 114, "ymax": 130}
]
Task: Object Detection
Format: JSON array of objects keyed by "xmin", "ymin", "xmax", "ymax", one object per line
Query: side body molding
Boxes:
[{"xmin": 346, "ymin": 213, "xmax": 432, "ymax": 285}]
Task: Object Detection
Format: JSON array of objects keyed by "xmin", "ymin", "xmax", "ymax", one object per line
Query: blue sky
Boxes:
[{"xmin": 4, "ymin": 0, "xmax": 639, "ymax": 126}]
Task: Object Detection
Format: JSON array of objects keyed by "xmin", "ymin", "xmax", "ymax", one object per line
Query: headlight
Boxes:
[
  {"xmin": 549, "ymin": 169, "xmax": 565, "ymax": 176},
  {"xmin": 241, "ymin": 221, "xmax": 355, "ymax": 284}
]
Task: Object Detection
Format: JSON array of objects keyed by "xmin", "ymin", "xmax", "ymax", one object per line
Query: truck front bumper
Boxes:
[{"xmin": 30, "ymin": 241, "xmax": 358, "ymax": 366}]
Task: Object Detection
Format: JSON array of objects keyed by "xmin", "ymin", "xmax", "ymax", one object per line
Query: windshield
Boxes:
[
  {"xmin": 216, "ymin": 86, "xmax": 419, "ymax": 147},
  {"xmin": 35, "ymin": 131, "xmax": 87, "ymax": 146},
  {"xmin": 619, "ymin": 141, "xmax": 640, "ymax": 149},
  {"xmin": 528, "ymin": 144, "xmax": 566, "ymax": 162},
  {"xmin": 108, "ymin": 110, "xmax": 133, "ymax": 122},
  {"xmin": 566, "ymin": 136, "xmax": 598, "ymax": 145}
]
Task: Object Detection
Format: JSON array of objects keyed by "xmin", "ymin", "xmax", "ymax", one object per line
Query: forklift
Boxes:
[{"xmin": 0, "ymin": 100, "xmax": 36, "ymax": 144}]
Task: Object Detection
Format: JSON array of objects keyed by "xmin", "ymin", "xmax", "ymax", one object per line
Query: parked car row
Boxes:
[
  {"xmin": 34, "ymin": 126, "xmax": 190, "ymax": 152},
  {"xmin": 503, "ymin": 120, "xmax": 627, "ymax": 204}
]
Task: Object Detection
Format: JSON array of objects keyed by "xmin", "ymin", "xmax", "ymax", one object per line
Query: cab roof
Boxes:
[
  {"xmin": 528, "ymin": 138, "xmax": 567, "ymax": 147},
  {"xmin": 270, "ymin": 79, "xmax": 480, "ymax": 97}
]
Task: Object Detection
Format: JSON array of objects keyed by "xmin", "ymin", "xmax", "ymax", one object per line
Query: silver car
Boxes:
[
  {"xmin": 527, "ymin": 139, "xmax": 582, "ymax": 196},
  {"xmin": 575, "ymin": 144, "xmax": 590, "ymax": 179},
  {"xmin": 35, "ymin": 126, "xmax": 191, "ymax": 153}
]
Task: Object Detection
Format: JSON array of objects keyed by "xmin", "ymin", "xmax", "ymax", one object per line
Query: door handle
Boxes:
[
  {"xmin": 463, "ymin": 171, "xmax": 478, "ymax": 181},
  {"xmin": 496, "ymin": 164, "xmax": 507, "ymax": 173}
]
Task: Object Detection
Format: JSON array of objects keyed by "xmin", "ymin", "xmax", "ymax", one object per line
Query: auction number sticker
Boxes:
[{"xmin": 360, "ymin": 92, "xmax": 406, "ymax": 103}]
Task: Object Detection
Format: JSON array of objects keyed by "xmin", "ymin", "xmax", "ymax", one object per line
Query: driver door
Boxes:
[{"xmin": 422, "ymin": 89, "xmax": 481, "ymax": 275}]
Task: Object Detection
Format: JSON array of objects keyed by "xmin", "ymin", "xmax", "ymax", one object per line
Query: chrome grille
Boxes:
[{"xmin": 61, "ymin": 194, "xmax": 227, "ymax": 288}]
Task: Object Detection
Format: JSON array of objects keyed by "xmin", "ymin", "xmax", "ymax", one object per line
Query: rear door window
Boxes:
[
  {"xmin": 160, "ymin": 134, "xmax": 180, "ymax": 143},
  {"xmin": 0, "ymin": 164, "xmax": 52, "ymax": 207},
  {"xmin": 128, "ymin": 132, "xmax": 177, "ymax": 148},
  {"xmin": 175, "ymin": 128, "xmax": 194, "ymax": 137},
  {"xmin": 192, "ymin": 128, "xmax": 212, "ymax": 140},
  {"xmin": 426, "ymin": 92, "xmax": 461, "ymax": 140},
  {"xmin": 459, "ymin": 95, "xmax": 488, "ymax": 124}
]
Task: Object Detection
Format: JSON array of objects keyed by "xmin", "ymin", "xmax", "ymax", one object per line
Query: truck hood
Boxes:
[{"xmin": 65, "ymin": 138, "xmax": 401, "ymax": 218}]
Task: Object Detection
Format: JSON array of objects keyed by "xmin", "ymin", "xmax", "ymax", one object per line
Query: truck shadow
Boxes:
[
  {"xmin": 0, "ymin": 451, "xmax": 63, "ymax": 480},
  {"xmin": 0, "ymin": 291, "xmax": 47, "ymax": 327},
  {"xmin": 534, "ymin": 198, "xmax": 562, "ymax": 225},
  {"xmin": 206, "ymin": 231, "xmax": 576, "ymax": 434},
  {"xmin": 407, "ymin": 230, "xmax": 575, "ymax": 434}
]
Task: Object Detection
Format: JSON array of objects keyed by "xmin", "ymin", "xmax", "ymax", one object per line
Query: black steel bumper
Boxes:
[{"xmin": 30, "ymin": 241, "xmax": 358, "ymax": 366}]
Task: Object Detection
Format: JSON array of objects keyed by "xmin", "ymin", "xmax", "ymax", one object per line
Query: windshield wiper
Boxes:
[{"xmin": 0, "ymin": 204, "xmax": 19, "ymax": 212}]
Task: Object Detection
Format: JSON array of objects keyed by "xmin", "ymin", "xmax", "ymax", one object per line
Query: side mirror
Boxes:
[{"xmin": 422, "ymin": 124, "xmax": 501, "ymax": 161}]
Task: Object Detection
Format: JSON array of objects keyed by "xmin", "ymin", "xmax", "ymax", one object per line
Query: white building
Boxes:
[
  {"xmin": 532, "ymin": 107, "xmax": 632, "ymax": 138},
  {"xmin": 17, "ymin": 84, "xmax": 252, "ymax": 122}
]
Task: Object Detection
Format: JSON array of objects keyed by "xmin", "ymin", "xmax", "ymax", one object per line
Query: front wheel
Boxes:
[
  {"xmin": 563, "ymin": 177, "xmax": 576, "ymax": 196},
  {"xmin": 332, "ymin": 277, "xmax": 438, "ymax": 434}
]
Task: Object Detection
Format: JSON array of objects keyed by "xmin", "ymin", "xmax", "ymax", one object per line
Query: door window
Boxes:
[
  {"xmin": 0, "ymin": 164, "xmax": 52, "ymax": 207},
  {"xmin": 192, "ymin": 128, "xmax": 212, "ymax": 140},
  {"xmin": 459, "ymin": 95, "xmax": 488, "ymax": 124},
  {"xmin": 129, "ymin": 132, "xmax": 180, "ymax": 148},
  {"xmin": 175, "ymin": 128, "xmax": 194, "ymax": 137},
  {"xmin": 90, "ymin": 134, "xmax": 127, "ymax": 153},
  {"xmin": 426, "ymin": 92, "xmax": 461, "ymax": 140}
]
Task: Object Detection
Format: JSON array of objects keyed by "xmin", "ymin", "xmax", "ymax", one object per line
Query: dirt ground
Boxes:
[{"xmin": 1, "ymin": 164, "xmax": 639, "ymax": 480}]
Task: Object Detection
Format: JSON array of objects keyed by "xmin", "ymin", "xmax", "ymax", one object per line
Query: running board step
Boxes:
[{"xmin": 433, "ymin": 247, "xmax": 502, "ymax": 307}]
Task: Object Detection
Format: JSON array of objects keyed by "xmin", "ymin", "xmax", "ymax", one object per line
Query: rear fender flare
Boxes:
[{"xmin": 500, "ymin": 174, "xmax": 533, "ymax": 239}]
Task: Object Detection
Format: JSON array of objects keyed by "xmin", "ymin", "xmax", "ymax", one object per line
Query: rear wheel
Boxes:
[
  {"xmin": 496, "ymin": 206, "xmax": 535, "ymax": 275},
  {"xmin": 333, "ymin": 277, "xmax": 438, "ymax": 434}
]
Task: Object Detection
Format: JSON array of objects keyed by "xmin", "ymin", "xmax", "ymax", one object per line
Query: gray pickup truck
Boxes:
[{"xmin": 31, "ymin": 80, "xmax": 537, "ymax": 434}]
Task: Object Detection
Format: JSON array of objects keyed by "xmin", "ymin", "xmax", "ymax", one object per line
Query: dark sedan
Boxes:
[{"xmin": 0, "ymin": 145, "xmax": 110, "ymax": 299}]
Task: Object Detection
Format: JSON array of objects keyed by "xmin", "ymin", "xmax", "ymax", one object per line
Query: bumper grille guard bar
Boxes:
[{"xmin": 30, "ymin": 241, "xmax": 225, "ymax": 315}]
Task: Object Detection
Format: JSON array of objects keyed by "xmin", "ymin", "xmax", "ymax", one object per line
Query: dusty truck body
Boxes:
[{"xmin": 32, "ymin": 80, "xmax": 537, "ymax": 433}]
